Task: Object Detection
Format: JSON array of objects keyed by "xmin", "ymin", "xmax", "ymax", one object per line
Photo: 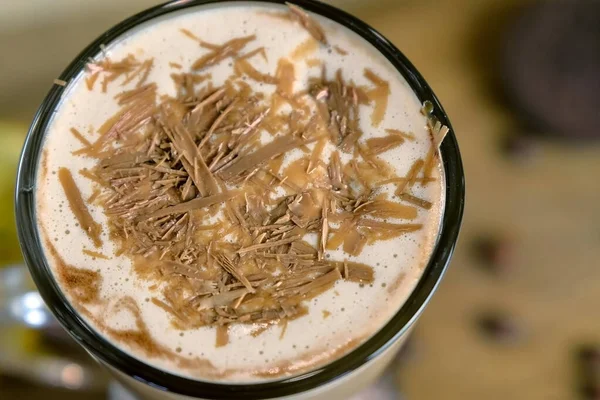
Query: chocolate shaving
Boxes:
[
  {"xmin": 326, "ymin": 219, "xmax": 357, "ymax": 250},
  {"xmin": 363, "ymin": 69, "xmax": 390, "ymax": 127},
  {"xmin": 215, "ymin": 325, "xmax": 229, "ymax": 347},
  {"xmin": 385, "ymin": 128, "xmax": 416, "ymax": 141},
  {"xmin": 358, "ymin": 220, "xmax": 422, "ymax": 233},
  {"xmin": 329, "ymin": 261, "xmax": 374, "ymax": 283},
  {"xmin": 219, "ymin": 136, "xmax": 302, "ymax": 181},
  {"xmin": 238, "ymin": 47, "xmax": 268, "ymax": 62},
  {"xmin": 397, "ymin": 193, "xmax": 433, "ymax": 210},
  {"xmin": 58, "ymin": 168, "xmax": 103, "ymax": 247},
  {"xmin": 354, "ymin": 200, "xmax": 417, "ymax": 220},
  {"xmin": 70, "ymin": 127, "xmax": 92, "ymax": 149},
  {"xmin": 238, "ymin": 235, "xmax": 303, "ymax": 254},
  {"xmin": 365, "ymin": 135, "xmax": 404, "ymax": 155},
  {"xmin": 343, "ymin": 230, "xmax": 367, "ymax": 256},
  {"xmin": 82, "ymin": 249, "xmax": 109, "ymax": 259},
  {"xmin": 180, "ymin": 28, "xmax": 220, "ymax": 50},
  {"xmin": 192, "ymin": 35, "xmax": 256, "ymax": 70},
  {"xmin": 234, "ymin": 59, "xmax": 278, "ymax": 84},
  {"xmin": 291, "ymin": 38, "xmax": 319, "ymax": 61},
  {"xmin": 286, "ymin": 3, "xmax": 328, "ymax": 45},
  {"xmin": 333, "ymin": 45, "xmax": 348, "ymax": 56},
  {"xmin": 319, "ymin": 203, "xmax": 329, "ymax": 260},
  {"xmin": 159, "ymin": 104, "xmax": 219, "ymax": 196},
  {"xmin": 395, "ymin": 159, "xmax": 424, "ymax": 195},
  {"xmin": 212, "ymin": 252, "xmax": 254, "ymax": 293},
  {"xmin": 148, "ymin": 191, "xmax": 239, "ymax": 219}
]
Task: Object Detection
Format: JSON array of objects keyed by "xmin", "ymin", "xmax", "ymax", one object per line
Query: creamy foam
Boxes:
[{"xmin": 36, "ymin": 2, "xmax": 444, "ymax": 382}]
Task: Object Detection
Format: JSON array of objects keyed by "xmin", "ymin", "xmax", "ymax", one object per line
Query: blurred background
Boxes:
[{"xmin": 1, "ymin": 0, "xmax": 599, "ymax": 399}]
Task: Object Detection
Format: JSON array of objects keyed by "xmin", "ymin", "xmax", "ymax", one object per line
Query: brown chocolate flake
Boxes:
[
  {"xmin": 85, "ymin": 72, "xmax": 100, "ymax": 91},
  {"xmin": 291, "ymin": 38, "xmax": 319, "ymax": 61},
  {"xmin": 69, "ymin": 127, "xmax": 92, "ymax": 149},
  {"xmin": 333, "ymin": 45, "xmax": 348, "ymax": 56},
  {"xmin": 306, "ymin": 58, "xmax": 322, "ymax": 67},
  {"xmin": 58, "ymin": 168, "xmax": 103, "ymax": 247},
  {"xmin": 148, "ymin": 191, "xmax": 239, "ymax": 219},
  {"xmin": 82, "ymin": 249, "xmax": 110, "ymax": 259},
  {"xmin": 357, "ymin": 220, "xmax": 422, "ymax": 232},
  {"xmin": 179, "ymin": 28, "xmax": 220, "ymax": 50},
  {"xmin": 326, "ymin": 219, "xmax": 357, "ymax": 250},
  {"xmin": 122, "ymin": 59, "xmax": 154, "ymax": 88},
  {"xmin": 279, "ymin": 319, "xmax": 289, "ymax": 340},
  {"xmin": 213, "ymin": 252, "xmax": 254, "ymax": 293},
  {"xmin": 343, "ymin": 230, "xmax": 367, "ymax": 256},
  {"xmin": 365, "ymin": 135, "xmax": 404, "ymax": 155},
  {"xmin": 328, "ymin": 150, "xmax": 346, "ymax": 191},
  {"xmin": 159, "ymin": 104, "xmax": 219, "ymax": 196},
  {"xmin": 421, "ymin": 101, "xmax": 450, "ymax": 179},
  {"xmin": 318, "ymin": 203, "xmax": 329, "ymax": 260},
  {"xmin": 86, "ymin": 54, "xmax": 154, "ymax": 93},
  {"xmin": 216, "ymin": 324, "xmax": 229, "ymax": 347},
  {"xmin": 310, "ymin": 69, "xmax": 364, "ymax": 153},
  {"xmin": 329, "ymin": 261, "xmax": 374, "ymax": 283},
  {"xmin": 395, "ymin": 159, "xmax": 424, "ymax": 195},
  {"xmin": 364, "ymin": 69, "xmax": 390, "ymax": 127},
  {"xmin": 357, "ymin": 220, "xmax": 423, "ymax": 242},
  {"xmin": 238, "ymin": 235, "xmax": 303, "ymax": 254},
  {"xmin": 238, "ymin": 47, "xmax": 268, "ymax": 62},
  {"xmin": 192, "ymin": 35, "xmax": 256, "ymax": 70},
  {"xmin": 286, "ymin": 3, "xmax": 328, "ymax": 45},
  {"xmin": 171, "ymin": 72, "xmax": 211, "ymax": 99},
  {"xmin": 397, "ymin": 192, "xmax": 433, "ymax": 210},
  {"xmin": 385, "ymin": 128, "xmax": 416, "ymax": 141},
  {"xmin": 354, "ymin": 200, "xmax": 418, "ymax": 219},
  {"xmin": 219, "ymin": 136, "xmax": 303, "ymax": 181},
  {"xmin": 234, "ymin": 59, "xmax": 278, "ymax": 84},
  {"xmin": 276, "ymin": 58, "xmax": 296, "ymax": 98}
]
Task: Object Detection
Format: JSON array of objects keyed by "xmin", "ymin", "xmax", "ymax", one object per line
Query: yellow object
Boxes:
[
  {"xmin": 0, "ymin": 121, "xmax": 28, "ymax": 265},
  {"xmin": 1, "ymin": 326, "xmax": 42, "ymax": 355}
]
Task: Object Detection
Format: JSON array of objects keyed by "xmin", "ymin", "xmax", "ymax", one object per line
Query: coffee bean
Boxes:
[
  {"xmin": 580, "ymin": 346, "xmax": 600, "ymax": 367},
  {"xmin": 475, "ymin": 312, "xmax": 522, "ymax": 344},
  {"xmin": 502, "ymin": 135, "xmax": 539, "ymax": 164},
  {"xmin": 578, "ymin": 345, "xmax": 600, "ymax": 386},
  {"xmin": 502, "ymin": 2, "xmax": 600, "ymax": 141},
  {"xmin": 580, "ymin": 384, "xmax": 600, "ymax": 400},
  {"xmin": 472, "ymin": 235, "xmax": 514, "ymax": 275}
]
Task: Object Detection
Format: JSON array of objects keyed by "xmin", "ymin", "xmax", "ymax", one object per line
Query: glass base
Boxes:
[{"xmin": 108, "ymin": 369, "xmax": 404, "ymax": 400}]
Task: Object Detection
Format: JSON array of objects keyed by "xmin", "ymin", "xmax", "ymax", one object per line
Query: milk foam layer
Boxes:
[{"xmin": 36, "ymin": 2, "xmax": 444, "ymax": 382}]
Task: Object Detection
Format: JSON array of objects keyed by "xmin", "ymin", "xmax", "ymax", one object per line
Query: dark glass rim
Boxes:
[{"xmin": 15, "ymin": 0, "xmax": 465, "ymax": 398}]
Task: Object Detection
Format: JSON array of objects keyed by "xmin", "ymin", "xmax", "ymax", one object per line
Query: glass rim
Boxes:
[{"xmin": 15, "ymin": 0, "xmax": 465, "ymax": 398}]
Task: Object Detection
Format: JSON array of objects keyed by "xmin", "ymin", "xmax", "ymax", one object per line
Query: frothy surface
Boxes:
[{"xmin": 36, "ymin": 2, "xmax": 444, "ymax": 382}]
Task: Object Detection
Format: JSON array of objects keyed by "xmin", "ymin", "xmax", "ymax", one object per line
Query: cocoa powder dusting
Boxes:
[{"xmin": 43, "ymin": 235, "xmax": 101, "ymax": 306}]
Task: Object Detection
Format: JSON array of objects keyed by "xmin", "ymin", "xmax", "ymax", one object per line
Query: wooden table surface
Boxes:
[
  {"xmin": 1, "ymin": 1, "xmax": 599, "ymax": 399},
  {"xmin": 357, "ymin": 1, "xmax": 600, "ymax": 399}
]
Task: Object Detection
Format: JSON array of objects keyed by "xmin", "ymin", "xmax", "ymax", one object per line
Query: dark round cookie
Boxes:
[{"xmin": 502, "ymin": 1, "xmax": 600, "ymax": 140}]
